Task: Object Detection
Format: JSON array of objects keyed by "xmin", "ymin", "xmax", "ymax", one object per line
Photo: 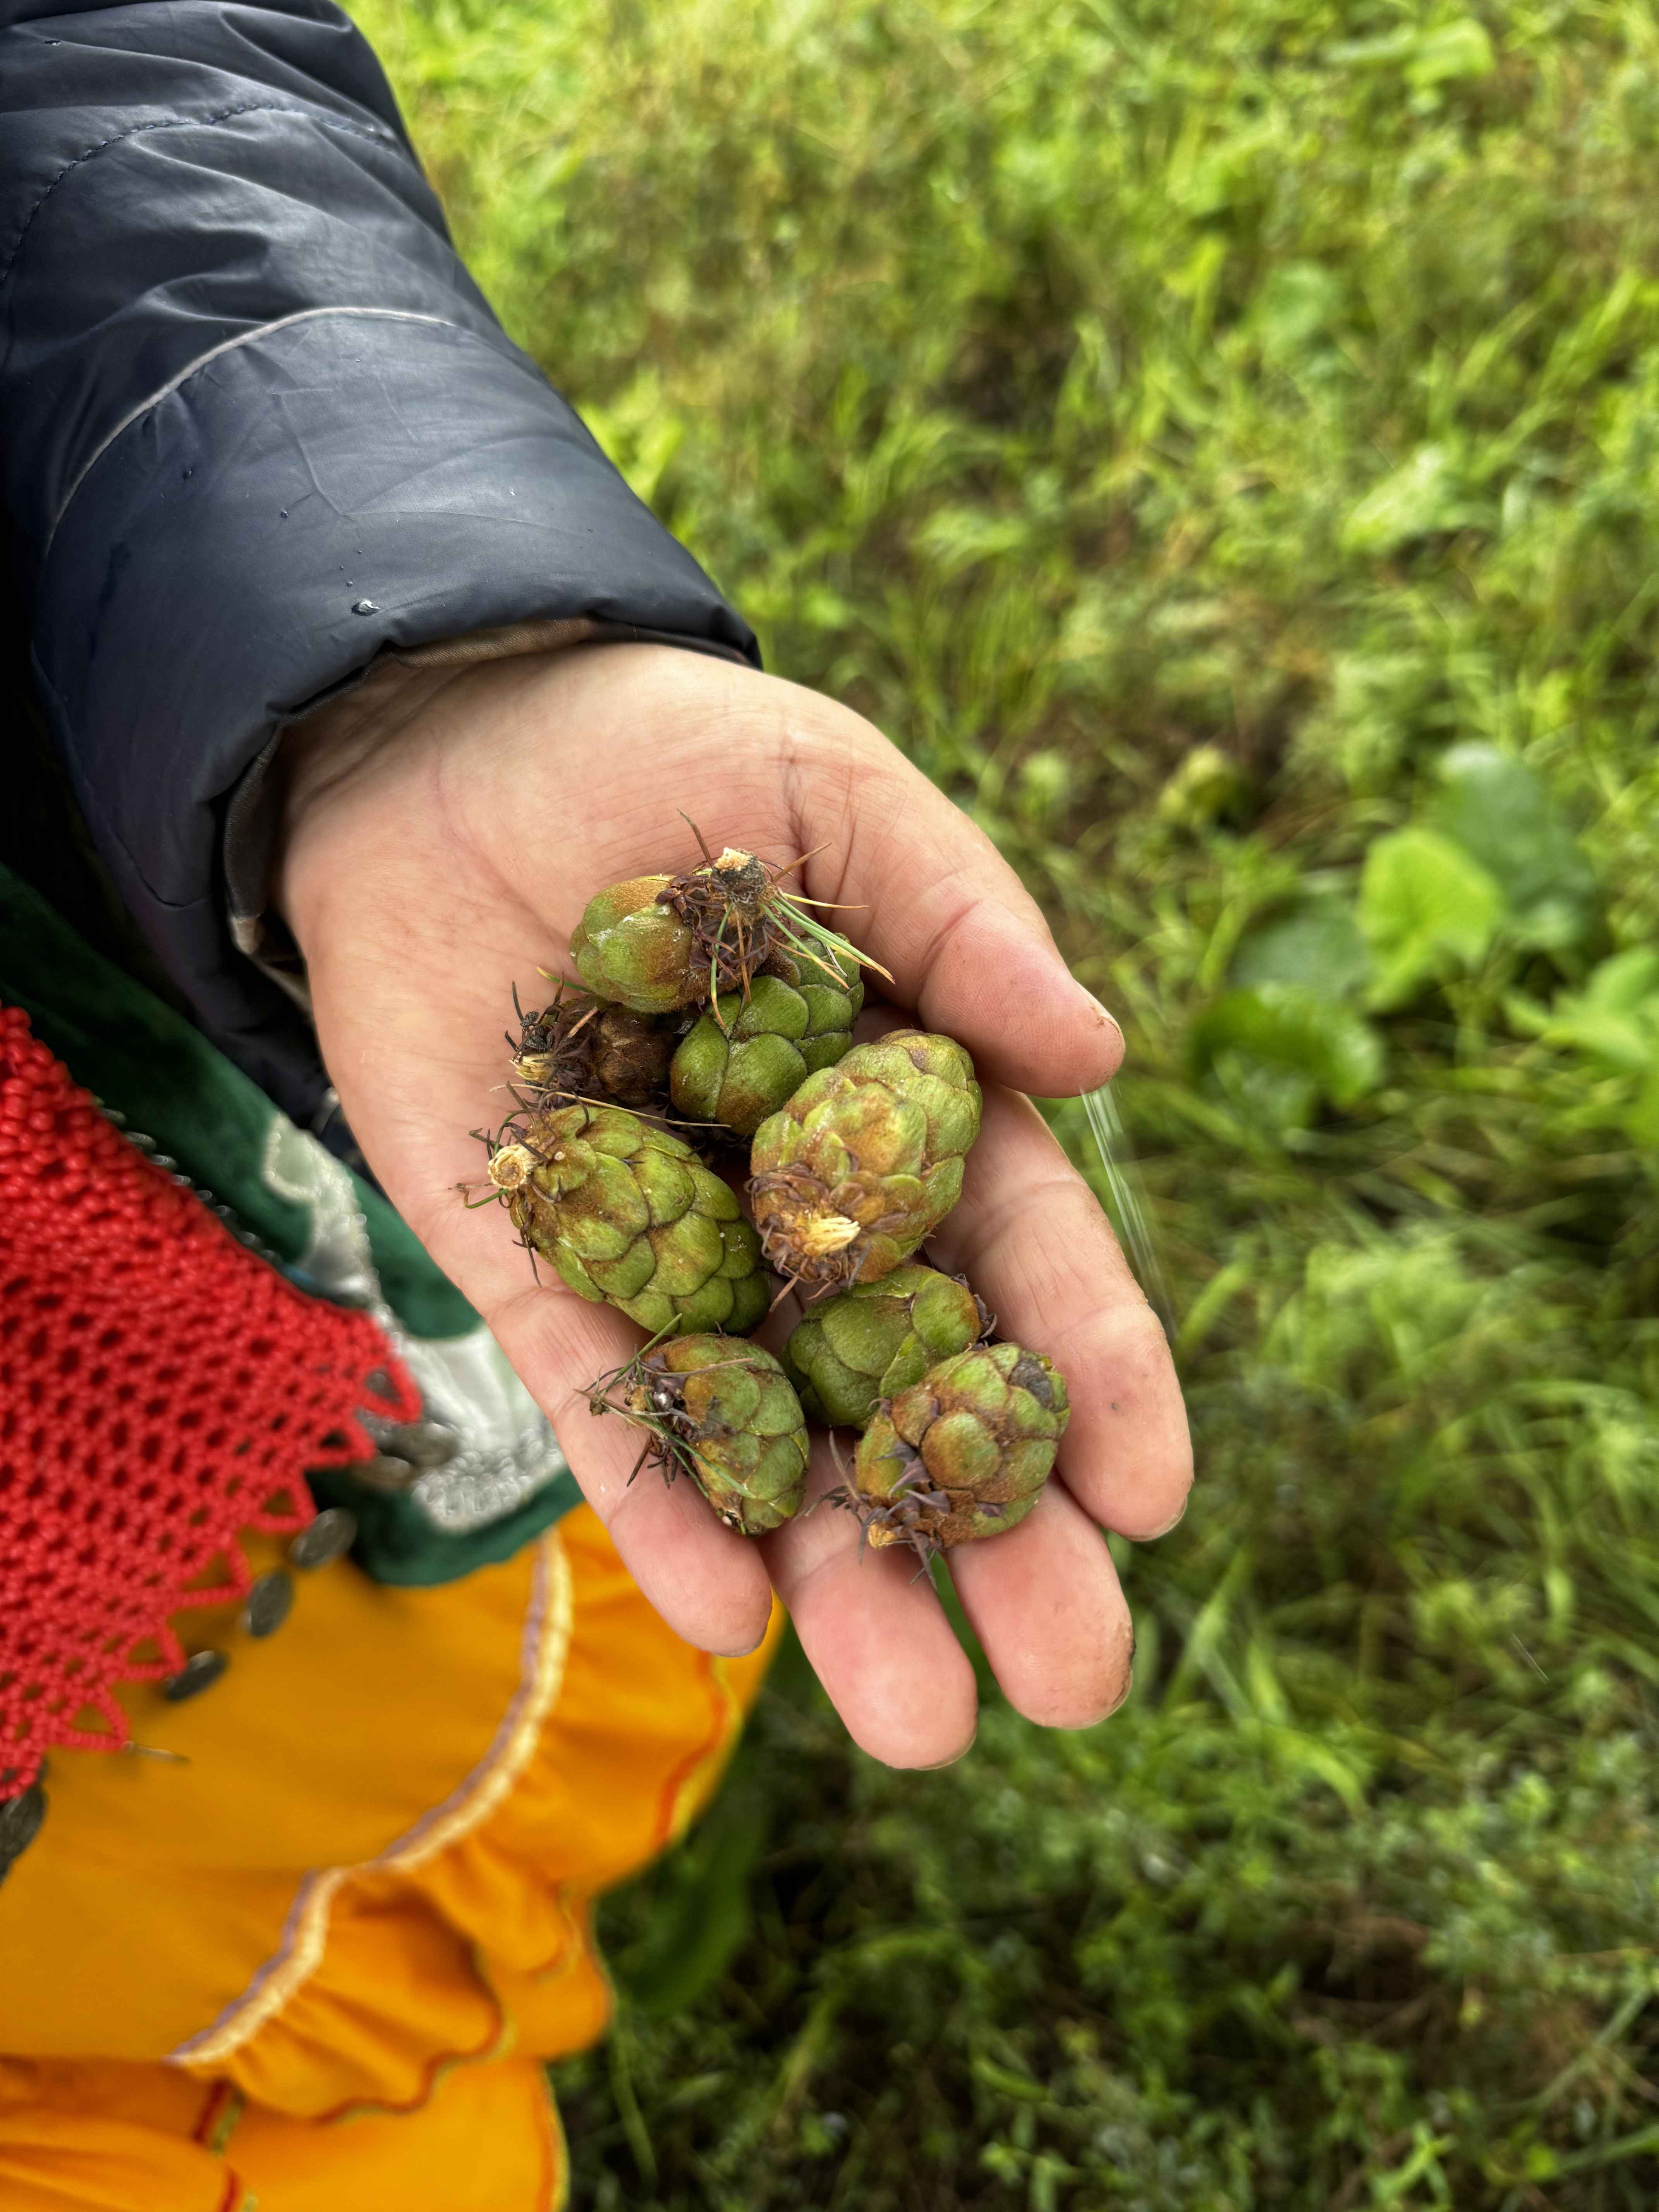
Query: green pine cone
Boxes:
[
  {"xmin": 594, "ymin": 1334, "xmax": 809, "ymax": 1535},
  {"xmin": 669, "ymin": 958, "xmax": 864, "ymax": 1140},
  {"xmin": 488, "ymin": 1102, "xmax": 769, "ymax": 1334},
  {"xmin": 570, "ymin": 876, "xmax": 703, "ymax": 1014},
  {"xmin": 571, "ymin": 854, "xmax": 878, "ymax": 1017},
  {"xmin": 844, "ymin": 1341, "xmax": 1070, "ymax": 1558},
  {"xmin": 747, "ymin": 1030, "xmax": 981, "ymax": 1288},
  {"xmin": 781, "ymin": 1265, "xmax": 989, "ymax": 1427}
]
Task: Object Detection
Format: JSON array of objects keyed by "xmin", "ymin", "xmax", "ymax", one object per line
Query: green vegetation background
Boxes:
[{"xmin": 351, "ymin": 3, "xmax": 1659, "ymax": 2203}]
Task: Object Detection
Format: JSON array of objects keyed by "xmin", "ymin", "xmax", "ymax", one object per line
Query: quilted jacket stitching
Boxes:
[{"xmin": 0, "ymin": 98, "xmax": 400, "ymax": 288}]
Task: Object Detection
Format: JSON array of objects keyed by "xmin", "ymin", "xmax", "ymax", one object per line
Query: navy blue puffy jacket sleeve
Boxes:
[{"xmin": 0, "ymin": 0, "xmax": 758, "ymax": 1123}]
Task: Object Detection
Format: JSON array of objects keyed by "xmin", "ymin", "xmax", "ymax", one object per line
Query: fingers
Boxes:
[
  {"xmin": 282, "ymin": 642, "xmax": 1176, "ymax": 1733},
  {"xmin": 483, "ymin": 1283, "xmax": 776, "ymax": 1658},
  {"xmin": 759, "ymin": 1442, "xmax": 979, "ymax": 1768},
  {"xmin": 309, "ymin": 963, "xmax": 777, "ymax": 1660},
  {"xmin": 759, "ymin": 1073, "xmax": 1167, "ymax": 1736},
  {"xmin": 948, "ymin": 1480, "xmax": 1134, "ymax": 1727},
  {"xmin": 759, "ymin": 1438, "xmax": 1132, "ymax": 1745},
  {"xmin": 928, "ymin": 1085, "xmax": 1193, "ymax": 1542},
  {"xmin": 770, "ymin": 681, "xmax": 1123, "ymax": 1097}
]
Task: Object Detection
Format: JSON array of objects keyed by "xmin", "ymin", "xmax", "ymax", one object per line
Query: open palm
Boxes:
[{"xmin": 278, "ymin": 643, "xmax": 1191, "ymax": 1767}]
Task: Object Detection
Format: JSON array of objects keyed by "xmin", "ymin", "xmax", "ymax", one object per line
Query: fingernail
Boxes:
[
  {"xmin": 1079, "ymin": 989, "xmax": 1125, "ymax": 1049},
  {"xmin": 712, "ymin": 1628, "xmax": 770, "ymax": 1659},
  {"xmin": 1145, "ymin": 1494, "xmax": 1190, "ymax": 1540},
  {"xmin": 918, "ymin": 1734, "xmax": 976, "ymax": 1770},
  {"xmin": 1053, "ymin": 1668, "xmax": 1133, "ymax": 1730}
]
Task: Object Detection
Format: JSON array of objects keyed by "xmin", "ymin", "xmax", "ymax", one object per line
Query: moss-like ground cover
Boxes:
[{"xmin": 353, "ymin": 3, "xmax": 1659, "ymax": 2201}]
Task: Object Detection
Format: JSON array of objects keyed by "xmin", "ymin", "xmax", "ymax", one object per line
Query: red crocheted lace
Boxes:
[{"xmin": 0, "ymin": 1003, "xmax": 419, "ymax": 1794}]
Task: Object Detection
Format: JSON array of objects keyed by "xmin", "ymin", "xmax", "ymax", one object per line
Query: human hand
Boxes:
[{"xmin": 278, "ymin": 643, "xmax": 1191, "ymax": 1766}]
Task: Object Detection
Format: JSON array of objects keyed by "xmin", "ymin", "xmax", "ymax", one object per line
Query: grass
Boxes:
[{"xmin": 350, "ymin": 2, "xmax": 1659, "ymax": 2203}]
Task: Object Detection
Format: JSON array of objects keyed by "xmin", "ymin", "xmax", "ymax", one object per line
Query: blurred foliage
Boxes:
[{"xmin": 353, "ymin": 0, "xmax": 1659, "ymax": 2202}]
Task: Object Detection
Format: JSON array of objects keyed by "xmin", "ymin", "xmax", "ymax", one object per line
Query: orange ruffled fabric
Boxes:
[{"xmin": 0, "ymin": 1506, "xmax": 780, "ymax": 2210}]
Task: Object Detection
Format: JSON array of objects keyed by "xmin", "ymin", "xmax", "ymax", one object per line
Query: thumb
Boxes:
[{"xmin": 778, "ymin": 683, "xmax": 1123, "ymax": 1094}]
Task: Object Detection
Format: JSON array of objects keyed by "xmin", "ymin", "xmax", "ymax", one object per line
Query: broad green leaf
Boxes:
[
  {"xmin": 1231, "ymin": 898, "xmax": 1373, "ymax": 1001},
  {"xmin": 1544, "ymin": 950, "xmax": 1659, "ymax": 1077},
  {"xmin": 1253, "ymin": 261, "xmax": 1348, "ymax": 364},
  {"xmin": 1358, "ymin": 828, "xmax": 1505, "ymax": 1008},
  {"xmin": 1544, "ymin": 1006, "xmax": 1659, "ymax": 1077},
  {"xmin": 1567, "ymin": 946, "xmax": 1659, "ymax": 1018},
  {"xmin": 1341, "ymin": 445, "xmax": 1486, "ymax": 556},
  {"xmin": 1407, "ymin": 19, "xmax": 1495, "ymax": 88},
  {"xmin": 1190, "ymin": 983, "xmax": 1385, "ymax": 1128},
  {"xmin": 1625, "ymin": 1072, "xmax": 1659, "ymax": 1151},
  {"xmin": 1429, "ymin": 743, "xmax": 1597, "ymax": 950},
  {"xmin": 1327, "ymin": 18, "xmax": 1494, "ymax": 88}
]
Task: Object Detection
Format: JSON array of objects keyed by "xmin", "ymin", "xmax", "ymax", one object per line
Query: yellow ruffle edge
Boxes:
[{"xmin": 0, "ymin": 1506, "xmax": 780, "ymax": 2210}]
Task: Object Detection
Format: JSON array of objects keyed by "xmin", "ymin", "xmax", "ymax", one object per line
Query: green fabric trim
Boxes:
[
  {"xmin": 353, "ymin": 1198, "xmax": 476, "ymax": 1341},
  {"xmin": 0, "ymin": 864, "xmax": 476, "ymax": 1339},
  {"xmin": 0, "ymin": 861, "xmax": 582, "ymax": 1586},
  {"xmin": 306, "ymin": 1465, "xmax": 585, "ymax": 1585}
]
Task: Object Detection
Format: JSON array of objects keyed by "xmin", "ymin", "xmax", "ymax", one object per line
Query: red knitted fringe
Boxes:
[{"xmin": 0, "ymin": 1004, "xmax": 419, "ymax": 1793}]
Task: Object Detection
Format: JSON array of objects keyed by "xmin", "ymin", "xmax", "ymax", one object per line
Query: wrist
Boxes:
[{"xmin": 274, "ymin": 658, "xmax": 466, "ymax": 951}]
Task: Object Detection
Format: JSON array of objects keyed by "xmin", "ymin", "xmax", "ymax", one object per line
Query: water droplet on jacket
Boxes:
[
  {"xmin": 352, "ymin": 599, "xmax": 378, "ymax": 615},
  {"xmin": 279, "ymin": 510, "xmax": 288, "ymax": 520}
]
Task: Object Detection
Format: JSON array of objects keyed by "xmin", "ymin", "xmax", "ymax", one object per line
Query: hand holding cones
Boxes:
[{"xmin": 287, "ymin": 647, "xmax": 1186, "ymax": 1760}]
